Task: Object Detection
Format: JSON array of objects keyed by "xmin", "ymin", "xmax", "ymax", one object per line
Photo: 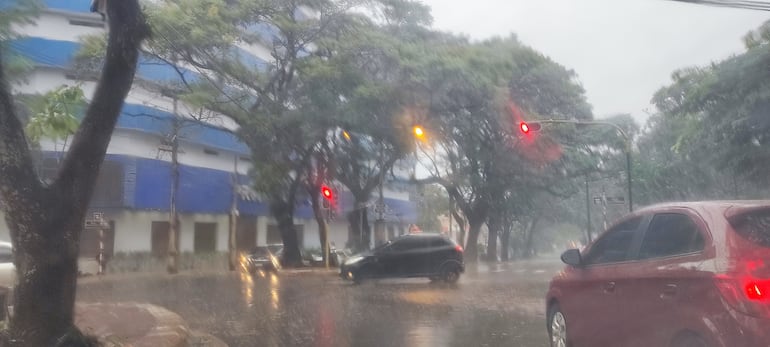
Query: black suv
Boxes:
[{"xmin": 340, "ymin": 233, "xmax": 464, "ymax": 284}]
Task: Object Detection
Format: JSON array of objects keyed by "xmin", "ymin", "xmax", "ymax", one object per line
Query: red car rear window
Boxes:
[{"xmin": 730, "ymin": 209, "xmax": 770, "ymax": 248}]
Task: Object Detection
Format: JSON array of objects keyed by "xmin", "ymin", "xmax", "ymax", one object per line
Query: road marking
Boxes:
[{"xmin": 533, "ymin": 270, "xmax": 546, "ymax": 274}]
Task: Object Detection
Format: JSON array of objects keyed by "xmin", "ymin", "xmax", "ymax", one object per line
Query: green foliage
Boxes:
[
  {"xmin": 641, "ymin": 20, "xmax": 770, "ymax": 198},
  {"xmin": 0, "ymin": 0, "xmax": 40, "ymax": 41},
  {"xmin": 73, "ymin": 33, "xmax": 108, "ymax": 74},
  {"xmin": 1, "ymin": 0, "xmax": 41, "ymax": 81},
  {"xmin": 415, "ymin": 184, "xmax": 449, "ymax": 232},
  {"xmin": 24, "ymin": 85, "xmax": 85, "ymax": 144}
]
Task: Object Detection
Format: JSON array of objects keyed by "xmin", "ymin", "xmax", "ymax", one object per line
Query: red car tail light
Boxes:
[
  {"xmin": 455, "ymin": 245, "xmax": 463, "ymax": 253},
  {"xmin": 745, "ymin": 280, "xmax": 770, "ymax": 300},
  {"xmin": 715, "ymin": 275, "xmax": 770, "ymax": 317}
]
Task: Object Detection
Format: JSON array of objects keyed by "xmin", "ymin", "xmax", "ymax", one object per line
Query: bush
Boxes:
[{"xmin": 106, "ymin": 252, "xmax": 229, "ymax": 274}]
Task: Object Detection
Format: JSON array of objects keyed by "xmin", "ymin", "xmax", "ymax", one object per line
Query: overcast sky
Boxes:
[{"xmin": 417, "ymin": 0, "xmax": 768, "ymax": 123}]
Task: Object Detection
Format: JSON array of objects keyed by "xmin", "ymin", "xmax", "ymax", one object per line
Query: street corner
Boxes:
[
  {"xmin": 189, "ymin": 330, "xmax": 229, "ymax": 347},
  {"xmin": 75, "ymin": 302, "xmax": 220, "ymax": 347}
]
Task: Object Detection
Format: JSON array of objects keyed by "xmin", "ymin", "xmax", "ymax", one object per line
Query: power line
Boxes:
[{"xmin": 667, "ymin": 0, "xmax": 770, "ymax": 11}]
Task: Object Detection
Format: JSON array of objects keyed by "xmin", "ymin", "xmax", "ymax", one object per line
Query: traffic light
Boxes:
[
  {"xmin": 321, "ymin": 185, "xmax": 333, "ymax": 200},
  {"xmin": 519, "ymin": 121, "xmax": 541, "ymax": 134},
  {"xmin": 413, "ymin": 126, "xmax": 425, "ymax": 138}
]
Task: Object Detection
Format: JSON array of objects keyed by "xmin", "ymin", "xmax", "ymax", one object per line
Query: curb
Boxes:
[
  {"xmin": 132, "ymin": 303, "xmax": 189, "ymax": 347},
  {"xmin": 75, "ymin": 302, "xmax": 193, "ymax": 347},
  {"xmin": 78, "ymin": 267, "xmax": 339, "ymax": 285}
]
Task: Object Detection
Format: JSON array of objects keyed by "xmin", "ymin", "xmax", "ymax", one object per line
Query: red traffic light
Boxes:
[
  {"xmin": 321, "ymin": 185, "xmax": 333, "ymax": 200},
  {"xmin": 519, "ymin": 121, "xmax": 541, "ymax": 134}
]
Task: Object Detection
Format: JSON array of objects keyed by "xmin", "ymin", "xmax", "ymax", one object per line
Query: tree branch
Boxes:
[{"xmin": 54, "ymin": 1, "xmax": 150, "ymax": 207}]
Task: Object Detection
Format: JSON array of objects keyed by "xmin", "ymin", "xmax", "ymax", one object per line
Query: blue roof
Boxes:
[
  {"xmin": 45, "ymin": 0, "xmax": 90, "ymax": 12},
  {"xmin": 9, "ymin": 37, "xmax": 200, "ymax": 83},
  {"xmin": 119, "ymin": 104, "xmax": 249, "ymax": 155},
  {"xmin": 10, "ymin": 36, "xmax": 271, "ymax": 86}
]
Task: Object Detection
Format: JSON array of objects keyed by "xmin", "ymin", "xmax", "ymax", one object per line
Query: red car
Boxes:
[{"xmin": 546, "ymin": 201, "xmax": 770, "ymax": 347}]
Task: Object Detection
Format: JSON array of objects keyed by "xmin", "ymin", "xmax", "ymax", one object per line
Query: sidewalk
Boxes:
[
  {"xmin": 78, "ymin": 266, "xmax": 339, "ymax": 285},
  {"xmin": 75, "ymin": 302, "xmax": 227, "ymax": 347}
]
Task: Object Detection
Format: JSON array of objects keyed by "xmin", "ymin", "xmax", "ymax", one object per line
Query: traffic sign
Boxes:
[{"xmin": 84, "ymin": 212, "xmax": 109, "ymax": 230}]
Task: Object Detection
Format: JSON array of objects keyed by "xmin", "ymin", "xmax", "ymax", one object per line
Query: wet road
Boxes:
[{"xmin": 77, "ymin": 258, "xmax": 564, "ymax": 347}]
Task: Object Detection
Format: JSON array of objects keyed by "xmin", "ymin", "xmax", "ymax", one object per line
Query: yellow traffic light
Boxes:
[{"xmin": 413, "ymin": 126, "xmax": 425, "ymax": 138}]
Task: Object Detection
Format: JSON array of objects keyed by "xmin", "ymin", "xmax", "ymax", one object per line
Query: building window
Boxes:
[
  {"xmin": 266, "ymin": 224, "xmax": 303, "ymax": 247},
  {"xmin": 91, "ymin": 160, "xmax": 125, "ymax": 207},
  {"xmin": 68, "ymin": 19, "xmax": 106, "ymax": 28},
  {"xmin": 203, "ymin": 148, "xmax": 219, "ymax": 156},
  {"xmin": 151, "ymin": 221, "xmax": 172, "ymax": 258},
  {"xmin": 266, "ymin": 225, "xmax": 282, "ymax": 245},
  {"xmin": 194, "ymin": 222, "xmax": 217, "ymax": 253}
]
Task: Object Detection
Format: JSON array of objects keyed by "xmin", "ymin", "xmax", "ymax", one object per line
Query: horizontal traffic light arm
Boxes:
[{"xmin": 524, "ymin": 119, "xmax": 630, "ymax": 148}]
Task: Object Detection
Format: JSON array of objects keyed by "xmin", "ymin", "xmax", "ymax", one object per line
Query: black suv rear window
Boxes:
[{"xmin": 730, "ymin": 209, "xmax": 770, "ymax": 248}]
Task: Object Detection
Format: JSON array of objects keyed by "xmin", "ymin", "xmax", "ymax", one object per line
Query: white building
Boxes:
[{"xmin": 1, "ymin": 0, "xmax": 418, "ymax": 259}]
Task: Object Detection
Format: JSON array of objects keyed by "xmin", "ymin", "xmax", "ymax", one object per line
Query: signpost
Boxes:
[
  {"xmin": 84, "ymin": 212, "xmax": 109, "ymax": 275},
  {"xmin": 593, "ymin": 192, "xmax": 627, "ymax": 231}
]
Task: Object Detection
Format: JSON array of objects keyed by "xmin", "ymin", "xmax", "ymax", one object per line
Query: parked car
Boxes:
[
  {"xmin": 340, "ymin": 233, "xmax": 464, "ymax": 284},
  {"xmin": 245, "ymin": 245, "xmax": 283, "ymax": 273},
  {"xmin": 0, "ymin": 242, "xmax": 14, "ymax": 288},
  {"xmin": 305, "ymin": 247, "xmax": 351, "ymax": 267},
  {"xmin": 0, "ymin": 242, "xmax": 15, "ymax": 321},
  {"xmin": 546, "ymin": 201, "xmax": 770, "ymax": 347}
]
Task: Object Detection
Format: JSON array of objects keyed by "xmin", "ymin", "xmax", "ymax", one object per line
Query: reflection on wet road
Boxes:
[{"xmin": 78, "ymin": 258, "xmax": 562, "ymax": 347}]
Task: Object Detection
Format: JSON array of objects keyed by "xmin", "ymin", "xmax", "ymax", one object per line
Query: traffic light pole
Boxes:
[{"xmin": 527, "ymin": 119, "xmax": 633, "ymax": 213}]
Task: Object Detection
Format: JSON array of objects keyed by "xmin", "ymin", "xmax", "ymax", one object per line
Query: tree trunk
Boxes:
[
  {"xmin": 524, "ymin": 216, "xmax": 541, "ymax": 258},
  {"xmin": 272, "ymin": 201, "xmax": 303, "ymax": 267},
  {"xmin": 5, "ymin": 211, "xmax": 87, "ymax": 346},
  {"xmin": 464, "ymin": 219, "xmax": 484, "ymax": 263},
  {"xmin": 311, "ymin": 194, "xmax": 329, "ymax": 264},
  {"xmin": 486, "ymin": 216, "xmax": 499, "ymax": 262},
  {"xmin": 500, "ymin": 224, "xmax": 512, "ymax": 261},
  {"xmin": 0, "ymin": 1, "xmax": 148, "ymax": 344},
  {"xmin": 346, "ymin": 200, "xmax": 370, "ymax": 251},
  {"xmin": 452, "ymin": 209, "xmax": 466, "ymax": 247}
]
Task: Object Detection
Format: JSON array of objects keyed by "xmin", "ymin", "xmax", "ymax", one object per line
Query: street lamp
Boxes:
[
  {"xmin": 523, "ymin": 119, "xmax": 634, "ymax": 213},
  {"xmin": 413, "ymin": 125, "xmax": 425, "ymax": 139}
]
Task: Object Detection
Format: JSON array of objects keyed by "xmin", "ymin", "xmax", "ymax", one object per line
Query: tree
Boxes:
[
  {"xmin": 294, "ymin": 1, "xmax": 433, "ymax": 251},
  {"xmin": 635, "ymin": 20, "xmax": 770, "ymax": 203},
  {"xmin": 0, "ymin": 1, "xmax": 149, "ymax": 345},
  {"xmin": 414, "ymin": 183, "xmax": 449, "ymax": 233},
  {"xmin": 414, "ymin": 37, "xmax": 596, "ymax": 262},
  {"xmin": 135, "ymin": 0, "xmax": 430, "ymax": 264}
]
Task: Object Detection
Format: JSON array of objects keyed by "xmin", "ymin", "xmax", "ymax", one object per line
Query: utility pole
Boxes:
[
  {"xmin": 374, "ymin": 148, "xmax": 386, "ymax": 247},
  {"xmin": 228, "ymin": 155, "xmax": 239, "ymax": 271},
  {"xmin": 585, "ymin": 176, "xmax": 592, "ymax": 243},
  {"xmin": 448, "ymin": 194, "xmax": 453, "ymax": 239},
  {"xmin": 601, "ymin": 186, "xmax": 608, "ymax": 231},
  {"xmin": 523, "ymin": 119, "xmax": 634, "ymax": 212},
  {"xmin": 167, "ymin": 95, "xmax": 180, "ymax": 274}
]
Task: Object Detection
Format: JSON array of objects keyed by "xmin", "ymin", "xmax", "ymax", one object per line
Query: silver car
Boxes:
[{"xmin": 246, "ymin": 245, "xmax": 283, "ymax": 273}]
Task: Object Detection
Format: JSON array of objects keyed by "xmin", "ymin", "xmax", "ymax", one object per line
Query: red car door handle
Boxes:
[
  {"xmin": 660, "ymin": 284, "xmax": 678, "ymax": 299},
  {"xmin": 603, "ymin": 281, "xmax": 616, "ymax": 293}
]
